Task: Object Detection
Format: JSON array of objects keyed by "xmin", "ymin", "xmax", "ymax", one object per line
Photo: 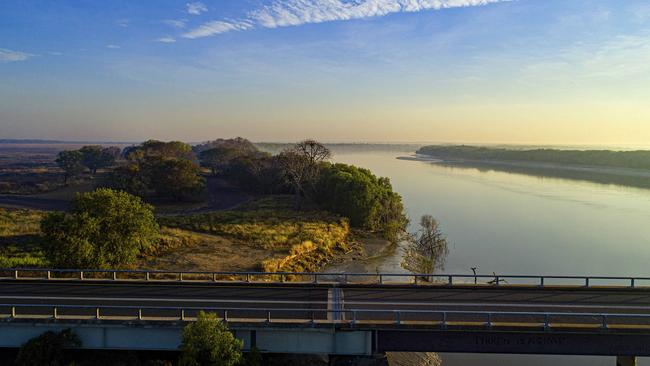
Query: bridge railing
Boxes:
[
  {"xmin": 1, "ymin": 303, "xmax": 650, "ymax": 331},
  {"xmin": 1, "ymin": 268, "xmax": 650, "ymax": 288}
]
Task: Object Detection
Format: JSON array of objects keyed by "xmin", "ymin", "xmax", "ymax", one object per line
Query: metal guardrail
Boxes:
[
  {"xmin": 1, "ymin": 303, "xmax": 650, "ymax": 331},
  {"xmin": 1, "ymin": 268, "xmax": 650, "ymax": 288}
]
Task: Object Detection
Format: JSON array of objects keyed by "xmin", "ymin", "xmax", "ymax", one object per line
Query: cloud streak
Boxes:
[
  {"xmin": 0, "ymin": 48, "xmax": 32, "ymax": 63},
  {"xmin": 183, "ymin": 0, "xmax": 508, "ymax": 39},
  {"xmin": 187, "ymin": 2, "xmax": 208, "ymax": 15}
]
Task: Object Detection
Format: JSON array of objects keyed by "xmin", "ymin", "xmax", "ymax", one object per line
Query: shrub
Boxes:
[
  {"xmin": 179, "ymin": 311, "xmax": 243, "ymax": 366},
  {"xmin": 15, "ymin": 328, "xmax": 81, "ymax": 366},
  {"xmin": 41, "ymin": 188, "xmax": 159, "ymax": 268}
]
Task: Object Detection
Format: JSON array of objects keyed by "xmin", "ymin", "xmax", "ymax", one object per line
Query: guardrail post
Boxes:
[
  {"xmin": 181, "ymin": 309, "xmax": 185, "ymax": 321},
  {"xmin": 280, "ymin": 274, "xmax": 285, "ymax": 283},
  {"xmin": 179, "ymin": 273, "xmax": 183, "ymax": 282},
  {"xmin": 585, "ymin": 277, "xmax": 590, "ymax": 287},
  {"xmin": 47, "ymin": 271, "xmax": 51, "ymax": 280},
  {"xmin": 495, "ymin": 276, "xmax": 500, "ymax": 286},
  {"xmin": 442, "ymin": 312, "xmax": 447, "ymax": 329},
  {"xmin": 310, "ymin": 311, "xmax": 315, "ymax": 326},
  {"xmin": 540, "ymin": 277, "xmax": 544, "ymax": 287},
  {"xmin": 113, "ymin": 271, "xmax": 117, "ymax": 281},
  {"xmin": 14, "ymin": 270, "xmax": 18, "ymax": 279},
  {"xmin": 379, "ymin": 275, "xmax": 383, "ymax": 284},
  {"xmin": 414, "ymin": 275, "xmax": 418, "ymax": 285},
  {"xmin": 53, "ymin": 307, "xmax": 58, "ymax": 319},
  {"xmin": 343, "ymin": 274, "xmax": 348, "ymax": 284},
  {"xmin": 11, "ymin": 306, "xmax": 15, "ymax": 318},
  {"xmin": 80, "ymin": 271, "xmax": 84, "ymax": 280},
  {"xmin": 351, "ymin": 311, "xmax": 357, "ymax": 326},
  {"xmin": 313, "ymin": 274, "xmax": 318, "ymax": 284},
  {"xmin": 96, "ymin": 308, "xmax": 100, "ymax": 320},
  {"xmin": 266, "ymin": 311, "xmax": 271, "ymax": 324},
  {"xmin": 631, "ymin": 278, "xmax": 636, "ymax": 288},
  {"xmin": 486, "ymin": 313, "xmax": 492, "ymax": 328},
  {"xmin": 395, "ymin": 311, "xmax": 401, "ymax": 325},
  {"xmin": 246, "ymin": 273, "xmax": 250, "ymax": 283},
  {"xmin": 223, "ymin": 310, "xmax": 228, "ymax": 323},
  {"xmin": 138, "ymin": 309, "xmax": 143, "ymax": 320},
  {"xmin": 448, "ymin": 276, "xmax": 453, "ymax": 286},
  {"xmin": 544, "ymin": 314, "xmax": 550, "ymax": 330},
  {"xmin": 213, "ymin": 273, "xmax": 218, "ymax": 282},
  {"xmin": 602, "ymin": 315, "xmax": 608, "ymax": 329},
  {"xmin": 146, "ymin": 272, "xmax": 150, "ymax": 281}
]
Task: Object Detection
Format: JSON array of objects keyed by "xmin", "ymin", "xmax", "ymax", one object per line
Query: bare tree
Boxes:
[
  {"xmin": 295, "ymin": 139, "xmax": 331, "ymax": 164},
  {"xmin": 401, "ymin": 215, "xmax": 449, "ymax": 281},
  {"xmin": 278, "ymin": 140, "xmax": 331, "ymax": 209}
]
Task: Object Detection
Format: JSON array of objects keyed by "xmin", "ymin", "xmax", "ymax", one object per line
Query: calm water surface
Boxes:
[{"xmin": 332, "ymin": 150, "xmax": 650, "ymax": 366}]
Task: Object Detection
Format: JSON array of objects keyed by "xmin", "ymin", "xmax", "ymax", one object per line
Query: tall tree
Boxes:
[
  {"xmin": 278, "ymin": 140, "xmax": 331, "ymax": 209},
  {"xmin": 55, "ymin": 150, "xmax": 84, "ymax": 184},
  {"xmin": 79, "ymin": 145, "xmax": 119, "ymax": 175},
  {"xmin": 401, "ymin": 215, "xmax": 449, "ymax": 280}
]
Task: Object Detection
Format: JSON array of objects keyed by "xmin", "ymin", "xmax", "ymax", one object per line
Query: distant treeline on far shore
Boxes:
[{"xmin": 417, "ymin": 145, "xmax": 650, "ymax": 170}]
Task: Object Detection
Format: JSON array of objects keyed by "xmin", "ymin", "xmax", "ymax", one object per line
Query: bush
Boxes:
[
  {"xmin": 41, "ymin": 188, "xmax": 159, "ymax": 269},
  {"xmin": 179, "ymin": 311, "xmax": 243, "ymax": 366},
  {"xmin": 315, "ymin": 163, "xmax": 408, "ymax": 241},
  {"xmin": 15, "ymin": 328, "xmax": 81, "ymax": 366}
]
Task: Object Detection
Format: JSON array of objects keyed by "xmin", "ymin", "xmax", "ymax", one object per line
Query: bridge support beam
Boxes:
[{"xmin": 617, "ymin": 356, "xmax": 636, "ymax": 366}]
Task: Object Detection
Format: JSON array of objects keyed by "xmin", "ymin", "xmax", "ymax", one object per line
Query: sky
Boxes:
[{"xmin": 1, "ymin": 0, "xmax": 650, "ymax": 145}]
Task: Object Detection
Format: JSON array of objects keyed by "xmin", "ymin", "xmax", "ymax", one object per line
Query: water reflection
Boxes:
[{"xmin": 330, "ymin": 150, "xmax": 650, "ymax": 366}]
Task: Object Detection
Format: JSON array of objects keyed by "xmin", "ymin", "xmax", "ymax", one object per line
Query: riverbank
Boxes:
[{"xmin": 399, "ymin": 154, "xmax": 650, "ymax": 189}]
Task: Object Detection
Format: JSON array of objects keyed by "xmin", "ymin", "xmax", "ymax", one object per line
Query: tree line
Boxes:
[{"xmin": 417, "ymin": 145, "xmax": 650, "ymax": 170}]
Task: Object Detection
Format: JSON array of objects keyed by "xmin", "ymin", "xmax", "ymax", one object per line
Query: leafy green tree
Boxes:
[
  {"xmin": 41, "ymin": 188, "xmax": 159, "ymax": 268},
  {"xmin": 200, "ymin": 146, "xmax": 242, "ymax": 175},
  {"xmin": 79, "ymin": 145, "xmax": 120, "ymax": 175},
  {"xmin": 15, "ymin": 328, "xmax": 81, "ymax": 366},
  {"xmin": 401, "ymin": 215, "xmax": 449, "ymax": 280},
  {"xmin": 56, "ymin": 150, "xmax": 84, "ymax": 184},
  {"xmin": 107, "ymin": 140, "xmax": 204, "ymax": 202},
  {"xmin": 316, "ymin": 163, "xmax": 408, "ymax": 241},
  {"xmin": 179, "ymin": 311, "xmax": 243, "ymax": 366},
  {"xmin": 138, "ymin": 140, "xmax": 195, "ymax": 161},
  {"xmin": 148, "ymin": 158, "xmax": 205, "ymax": 201}
]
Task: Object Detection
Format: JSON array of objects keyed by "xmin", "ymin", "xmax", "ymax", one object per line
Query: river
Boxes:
[{"xmin": 332, "ymin": 149, "xmax": 650, "ymax": 366}]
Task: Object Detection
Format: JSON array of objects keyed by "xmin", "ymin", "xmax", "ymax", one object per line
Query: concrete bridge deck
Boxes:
[{"xmin": 1, "ymin": 270, "xmax": 650, "ymax": 363}]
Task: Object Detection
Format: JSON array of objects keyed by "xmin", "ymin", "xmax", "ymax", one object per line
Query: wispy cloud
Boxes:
[
  {"xmin": 164, "ymin": 19, "xmax": 187, "ymax": 29},
  {"xmin": 106, "ymin": 44, "xmax": 121, "ymax": 49},
  {"xmin": 155, "ymin": 37, "xmax": 176, "ymax": 43},
  {"xmin": 0, "ymin": 48, "xmax": 32, "ymax": 63},
  {"xmin": 117, "ymin": 19, "xmax": 130, "ymax": 28},
  {"xmin": 186, "ymin": 2, "xmax": 208, "ymax": 15},
  {"xmin": 183, "ymin": 20, "xmax": 253, "ymax": 39},
  {"xmin": 183, "ymin": 0, "xmax": 508, "ymax": 39}
]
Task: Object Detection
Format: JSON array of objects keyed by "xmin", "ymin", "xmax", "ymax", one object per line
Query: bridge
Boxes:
[{"xmin": 2, "ymin": 269, "xmax": 650, "ymax": 365}]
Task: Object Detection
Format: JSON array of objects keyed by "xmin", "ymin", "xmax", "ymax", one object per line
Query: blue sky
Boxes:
[{"xmin": 1, "ymin": 0, "xmax": 650, "ymax": 144}]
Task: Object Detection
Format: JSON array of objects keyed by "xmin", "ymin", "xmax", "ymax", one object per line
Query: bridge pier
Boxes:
[{"xmin": 617, "ymin": 356, "xmax": 636, "ymax": 366}]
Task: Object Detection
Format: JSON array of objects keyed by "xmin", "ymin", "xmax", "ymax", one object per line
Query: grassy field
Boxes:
[
  {"xmin": 159, "ymin": 196, "xmax": 354, "ymax": 272},
  {"xmin": 1, "ymin": 196, "xmax": 356, "ymax": 273},
  {"xmin": 0, "ymin": 208, "xmax": 48, "ymax": 267}
]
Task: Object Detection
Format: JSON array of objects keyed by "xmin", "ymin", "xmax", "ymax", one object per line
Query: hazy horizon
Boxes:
[{"xmin": 2, "ymin": 0, "xmax": 650, "ymax": 145}]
